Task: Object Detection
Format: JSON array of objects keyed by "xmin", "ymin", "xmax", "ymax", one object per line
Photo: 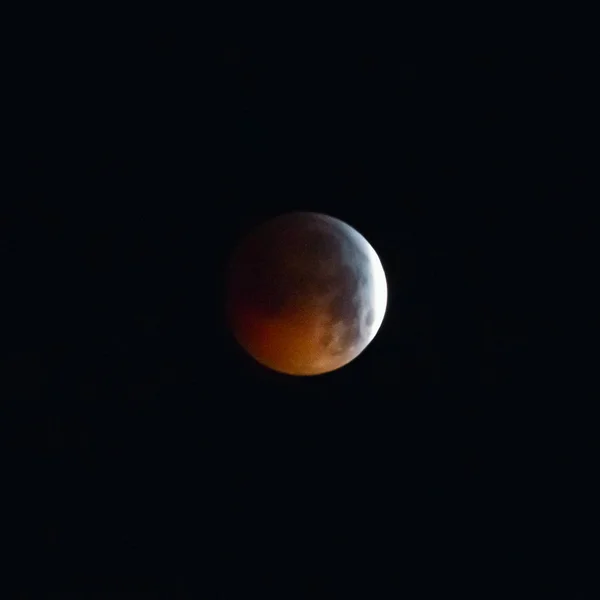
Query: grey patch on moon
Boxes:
[{"xmin": 319, "ymin": 245, "xmax": 375, "ymax": 358}]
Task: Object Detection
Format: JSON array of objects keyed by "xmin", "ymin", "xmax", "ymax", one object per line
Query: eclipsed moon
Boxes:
[{"xmin": 226, "ymin": 212, "xmax": 387, "ymax": 376}]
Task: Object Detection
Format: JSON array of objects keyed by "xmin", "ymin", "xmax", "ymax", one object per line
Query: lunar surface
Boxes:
[{"xmin": 226, "ymin": 212, "xmax": 387, "ymax": 375}]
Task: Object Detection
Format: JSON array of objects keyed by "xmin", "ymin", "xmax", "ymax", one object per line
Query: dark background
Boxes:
[{"xmin": 7, "ymin": 11, "xmax": 591, "ymax": 598}]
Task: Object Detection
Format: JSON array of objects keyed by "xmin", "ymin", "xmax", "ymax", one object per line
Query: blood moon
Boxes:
[{"xmin": 226, "ymin": 212, "xmax": 387, "ymax": 376}]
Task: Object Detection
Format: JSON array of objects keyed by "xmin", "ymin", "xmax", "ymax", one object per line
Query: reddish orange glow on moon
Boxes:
[{"xmin": 226, "ymin": 212, "xmax": 387, "ymax": 376}]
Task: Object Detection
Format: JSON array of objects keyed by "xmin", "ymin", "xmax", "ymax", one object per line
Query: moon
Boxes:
[{"xmin": 226, "ymin": 212, "xmax": 387, "ymax": 376}]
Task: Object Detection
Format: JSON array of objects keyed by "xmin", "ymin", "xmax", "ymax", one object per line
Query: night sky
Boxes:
[{"xmin": 8, "ymin": 12, "xmax": 587, "ymax": 598}]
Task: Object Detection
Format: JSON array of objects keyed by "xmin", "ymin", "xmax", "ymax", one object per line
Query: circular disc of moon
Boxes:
[{"xmin": 226, "ymin": 212, "xmax": 387, "ymax": 376}]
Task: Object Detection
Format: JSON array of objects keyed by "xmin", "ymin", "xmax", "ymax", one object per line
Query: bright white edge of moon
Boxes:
[
  {"xmin": 333, "ymin": 214, "xmax": 387, "ymax": 346},
  {"xmin": 364, "ymin": 235, "xmax": 387, "ymax": 344}
]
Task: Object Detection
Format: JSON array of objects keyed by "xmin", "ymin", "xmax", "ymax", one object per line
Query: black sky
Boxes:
[{"xmin": 7, "ymin": 12, "xmax": 589, "ymax": 598}]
